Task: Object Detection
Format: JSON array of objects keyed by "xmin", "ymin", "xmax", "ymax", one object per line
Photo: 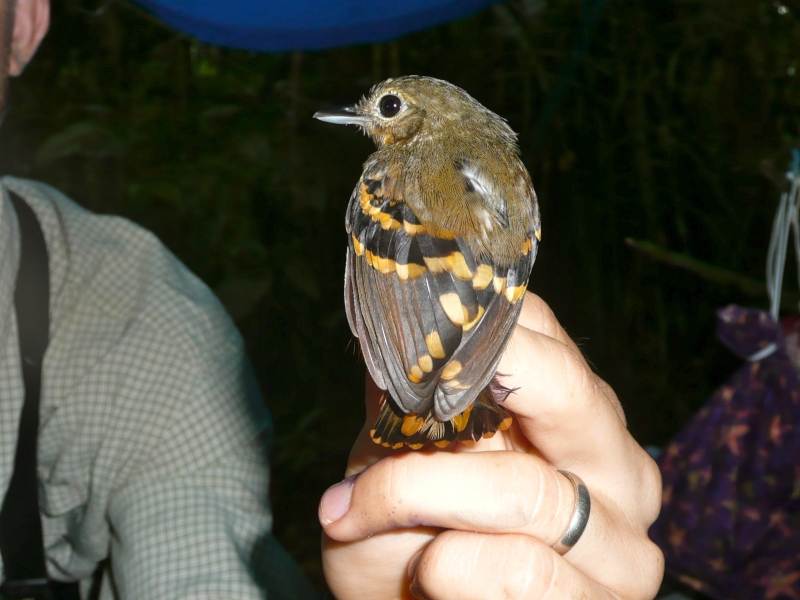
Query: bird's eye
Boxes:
[{"xmin": 379, "ymin": 95, "xmax": 402, "ymax": 118}]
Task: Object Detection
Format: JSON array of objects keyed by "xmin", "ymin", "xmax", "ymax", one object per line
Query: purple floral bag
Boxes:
[{"xmin": 650, "ymin": 305, "xmax": 800, "ymax": 600}]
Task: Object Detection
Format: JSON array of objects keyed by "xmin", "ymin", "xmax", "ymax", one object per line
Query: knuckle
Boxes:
[
  {"xmin": 523, "ymin": 343, "xmax": 594, "ymax": 426},
  {"xmin": 631, "ymin": 539, "xmax": 665, "ymax": 600},
  {"xmin": 609, "ymin": 536, "xmax": 665, "ymax": 600},
  {"xmin": 617, "ymin": 447, "xmax": 664, "ymax": 527},
  {"xmin": 519, "ymin": 292, "xmax": 563, "ymax": 340},
  {"xmin": 563, "ymin": 347, "xmax": 595, "ymax": 406},
  {"xmin": 413, "ymin": 534, "xmax": 458, "ymax": 598},
  {"xmin": 368, "ymin": 453, "xmax": 414, "ymax": 514},
  {"xmin": 415, "ymin": 532, "xmax": 552, "ymax": 600},
  {"xmin": 595, "ymin": 376, "xmax": 627, "ymax": 425},
  {"xmin": 639, "ymin": 453, "xmax": 663, "ymax": 526},
  {"xmin": 502, "ymin": 537, "xmax": 552, "ymax": 599},
  {"xmin": 497, "ymin": 455, "xmax": 548, "ymax": 528},
  {"xmin": 384, "ymin": 452, "xmax": 420, "ymax": 505},
  {"xmin": 525, "ymin": 292, "xmax": 557, "ymax": 324}
]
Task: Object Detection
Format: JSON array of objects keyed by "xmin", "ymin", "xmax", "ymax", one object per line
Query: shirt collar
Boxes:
[
  {"xmin": 1, "ymin": 177, "xmax": 70, "ymax": 332},
  {"xmin": 0, "ymin": 184, "xmax": 22, "ymax": 348}
]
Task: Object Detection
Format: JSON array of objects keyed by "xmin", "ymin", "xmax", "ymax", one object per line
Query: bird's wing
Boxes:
[{"xmin": 344, "ymin": 164, "xmax": 537, "ymax": 422}]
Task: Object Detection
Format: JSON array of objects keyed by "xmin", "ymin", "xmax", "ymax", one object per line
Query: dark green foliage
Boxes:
[{"xmin": 2, "ymin": 0, "xmax": 798, "ymax": 588}]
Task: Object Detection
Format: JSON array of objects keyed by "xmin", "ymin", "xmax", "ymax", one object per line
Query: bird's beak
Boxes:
[{"xmin": 313, "ymin": 104, "xmax": 369, "ymax": 126}]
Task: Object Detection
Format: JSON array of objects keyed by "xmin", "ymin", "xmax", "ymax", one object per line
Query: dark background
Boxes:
[{"xmin": 3, "ymin": 0, "xmax": 798, "ymax": 588}]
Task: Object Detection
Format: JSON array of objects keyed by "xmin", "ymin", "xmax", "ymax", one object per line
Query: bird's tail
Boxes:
[{"xmin": 370, "ymin": 377, "xmax": 514, "ymax": 449}]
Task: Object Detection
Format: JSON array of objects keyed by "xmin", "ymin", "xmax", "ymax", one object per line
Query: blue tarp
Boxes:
[{"xmin": 132, "ymin": 0, "xmax": 500, "ymax": 52}]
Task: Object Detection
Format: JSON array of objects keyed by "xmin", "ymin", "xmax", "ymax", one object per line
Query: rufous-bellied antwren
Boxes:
[{"xmin": 314, "ymin": 76, "xmax": 540, "ymax": 449}]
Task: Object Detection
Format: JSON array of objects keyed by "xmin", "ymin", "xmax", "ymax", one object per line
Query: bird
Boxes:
[{"xmin": 314, "ymin": 75, "xmax": 540, "ymax": 449}]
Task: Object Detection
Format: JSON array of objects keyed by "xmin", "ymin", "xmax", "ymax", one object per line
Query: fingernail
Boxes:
[
  {"xmin": 407, "ymin": 550, "xmax": 423, "ymax": 579},
  {"xmin": 409, "ymin": 576, "xmax": 430, "ymax": 600},
  {"xmin": 319, "ymin": 474, "xmax": 357, "ymax": 525}
]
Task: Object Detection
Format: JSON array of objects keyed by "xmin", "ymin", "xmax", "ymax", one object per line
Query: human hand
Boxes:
[{"xmin": 319, "ymin": 292, "xmax": 664, "ymax": 600}]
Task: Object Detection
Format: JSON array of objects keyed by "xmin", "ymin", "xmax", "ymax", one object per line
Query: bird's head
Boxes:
[{"xmin": 313, "ymin": 75, "xmax": 515, "ymax": 149}]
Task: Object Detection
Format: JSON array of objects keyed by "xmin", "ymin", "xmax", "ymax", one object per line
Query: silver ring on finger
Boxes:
[{"xmin": 552, "ymin": 470, "xmax": 591, "ymax": 555}]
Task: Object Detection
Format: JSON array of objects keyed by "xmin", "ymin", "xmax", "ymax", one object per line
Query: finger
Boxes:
[
  {"xmin": 320, "ymin": 451, "xmax": 575, "ymax": 546},
  {"xmin": 321, "ymin": 451, "xmax": 663, "ymax": 599},
  {"xmin": 498, "ymin": 297, "xmax": 661, "ymax": 523},
  {"xmin": 515, "ymin": 292, "xmax": 585, "ymax": 361},
  {"xmin": 322, "ymin": 451, "xmax": 661, "ymax": 595},
  {"xmin": 499, "ymin": 319, "xmax": 628, "ymax": 461},
  {"xmin": 512, "ymin": 292, "xmax": 622, "ymax": 421},
  {"xmin": 512, "ymin": 292, "xmax": 621, "ymax": 417},
  {"xmin": 536, "ymin": 483, "xmax": 665, "ymax": 600},
  {"xmin": 411, "ymin": 530, "xmax": 618, "ymax": 600},
  {"xmin": 322, "ymin": 528, "xmax": 436, "ymax": 600}
]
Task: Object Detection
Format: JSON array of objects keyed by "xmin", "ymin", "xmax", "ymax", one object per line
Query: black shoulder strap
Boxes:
[
  {"xmin": 0, "ymin": 192, "xmax": 81, "ymax": 600},
  {"xmin": 0, "ymin": 191, "xmax": 52, "ymax": 596}
]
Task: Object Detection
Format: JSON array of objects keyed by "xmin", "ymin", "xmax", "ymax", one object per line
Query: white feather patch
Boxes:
[{"xmin": 461, "ymin": 165, "xmax": 507, "ymax": 239}]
